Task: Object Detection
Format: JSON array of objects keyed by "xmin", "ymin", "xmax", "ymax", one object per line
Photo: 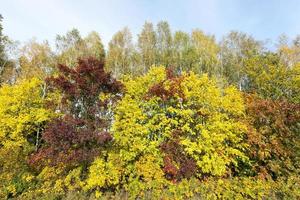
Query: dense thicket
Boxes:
[{"xmin": 0, "ymin": 17, "xmax": 299, "ymax": 199}]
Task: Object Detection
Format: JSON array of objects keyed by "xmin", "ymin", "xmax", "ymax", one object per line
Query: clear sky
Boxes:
[{"xmin": 1, "ymin": 0, "xmax": 300, "ymax": 47}]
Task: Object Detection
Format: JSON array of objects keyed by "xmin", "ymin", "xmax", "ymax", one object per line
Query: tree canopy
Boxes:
[{"xmin": 0, "ymin": 17, "xmax": 299, "ymax": 199}]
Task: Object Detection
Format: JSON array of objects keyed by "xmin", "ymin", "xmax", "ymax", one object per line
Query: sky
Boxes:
[{"xmin": 1, "ymin": 0, "xmax": 300, "ymax": 48}]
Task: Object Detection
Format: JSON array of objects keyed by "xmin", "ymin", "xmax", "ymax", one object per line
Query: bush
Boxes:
[{"xmin": 85, "ymin": 66, "xmax": 249, "ymax": 197}]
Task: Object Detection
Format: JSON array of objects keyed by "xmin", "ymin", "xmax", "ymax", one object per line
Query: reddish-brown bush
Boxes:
[
  {"xmin": 245, "ymin": 94, "xmax": 300, "ymax": 179},
  {"xmin": 30, "ymin": 57, "xmax": 123, "ymax": 168}
]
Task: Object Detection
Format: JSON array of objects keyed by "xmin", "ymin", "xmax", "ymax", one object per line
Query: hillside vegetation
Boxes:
[{"xmin": 0, "ymin": 18, "xmax": 300, "ymax": 199}]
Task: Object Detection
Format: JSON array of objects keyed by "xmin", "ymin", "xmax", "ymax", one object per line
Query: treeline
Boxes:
[
  {"xmin": 1, "ymin": 20, "xmax": 300, "ymax": 92},
  {"xmin": 0, "ymin": 16, "xmax": 300, "ymax": 199}
]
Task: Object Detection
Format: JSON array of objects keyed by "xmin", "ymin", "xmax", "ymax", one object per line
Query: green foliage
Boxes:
[
  {"xmin": 191, "ymin": 30, "xmax": 220, "ymax": 75},
  {"xmin": 245, "ymin": 52, "xmax": 300, "ymax": 102},
  {"xmin": 220, "ymin": 31, "xmax": 263, "ymax": 89},
  {"xmin": 156, "ymin": 21, "xmax": 173, "ymax": 67},
  {"xmin": 106, "ymin": 27, "xmax": 137, "ymax": 77},
  {"xmin": 0, "ymin": 15, "xmax": 17, "ymax": 85},
  {"xmin": 56, "ymin": 29, "xmax": 105, "ymax": 67},
  {"xmin": 173, "ymin": 31, "xmax": 194, "ymax": 73},
  {"xmin": 138, "ymin": 21, "xmax": 157, "ymax": 73}
]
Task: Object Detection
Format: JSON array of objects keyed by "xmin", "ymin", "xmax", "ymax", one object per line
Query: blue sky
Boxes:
[{"xmin": 1, "ymin": 0, "xmax": 300, "ymax": 47}]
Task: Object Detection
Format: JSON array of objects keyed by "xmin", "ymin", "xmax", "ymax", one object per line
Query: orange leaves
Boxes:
[
  {"xmin": 245, "ymin": 94, "xmax": 300, "ymax": 178},
  {"xmin": 146, "ymin": 68, "xmax": 185, "ymax": 101}
]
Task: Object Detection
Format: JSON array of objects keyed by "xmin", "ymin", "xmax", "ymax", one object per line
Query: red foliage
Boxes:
[
  {"xmin": 160, "ymin": 130, "xmax": 197, "ymax": 181},
  {"xmin": 46, "ymin": 57, "xmax": 123, "ymax": 121},
  {"xmin": 30, "ymin": 57, "xmax": 123, "ymax": 168},
  {"xmin": 29, "ymin": 115, "xmax": 112, "ymax": 167},
  {"xmin": 245, "ymin": 94, "xmax": 300, "ymax": 178},
  {"xmin": 146, "ymin": 68, "xmax": 185, "ymax": 101}
]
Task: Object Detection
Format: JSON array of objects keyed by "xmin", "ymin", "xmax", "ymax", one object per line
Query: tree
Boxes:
[
  {"xmin": 55, "ymin": 29, "xmax": 105, "ymax": 67},
  {"xmin": 191, "ymin": 30, "xmax": 219, "ymax": 76},
  {"xmin": 85, "ymin": 67, "xmax": 249, "ymax": 197},
  {"xmin": 0, "ymin": 15, "xmax": 5, "ymax": 67},
  {"xmin": 244, "ymin": 52, "xmax": 300, "ymax": 103},
  {"xmin": 106, "ymin": 27, "xmax": 136, "ymax": 77},
  {"xmin": 173, "ymin": 31, "xmax": 194, "ymax": 73},
  {"xmin": 277, "ymin": 34, "xmax": 300, "ymax": 68},
  {"xmin": 0, "ymin": 78, "xmax": 54, "ymax": 198},
  {"xmin": 18, "ymin": 39, "xmax": 55, "ymax": 80},
  {"xmin": 138, "ymin": 21, "xmax": 157, "ymax": 73},
  {"xmin": 112, "ymin": 66, "xmax": 247, "ymax": 180},
  {"xmin": 55, "ymin": 28, "xmax": 83, "ymax": 66},
  {"xmin": 156, "ymin": 21, "xmax": 173, "ymax": 67},
  {"xmin": 0, "ymin": 15, "xmax": 17, "ymax": 85},
  {"xmin": 84, "ymin": 31, "xmax": 105, "ymax": 61},
  {"xmin": 245, "ymin": 94, "xmax": 300, "ymax": 179},
  {"xmin": 220, "ymin": 31, "xmax": 263, "ymax": 90},
  {"xmin": 30, "ymin": 57, "xmax": 123, "ymax": 168}
]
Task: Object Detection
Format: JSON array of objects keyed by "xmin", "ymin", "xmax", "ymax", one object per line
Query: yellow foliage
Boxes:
[
  {"xmin": 0, "ymin": 78, "xmax": 55, "ymax": 199},
  {"xmin": 85, "ymin": 152, "xmax": 124, "ymax": 195},
  {"xmin": 113, "ymin": 67, "xmax": 248, "ymax": 177}
]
